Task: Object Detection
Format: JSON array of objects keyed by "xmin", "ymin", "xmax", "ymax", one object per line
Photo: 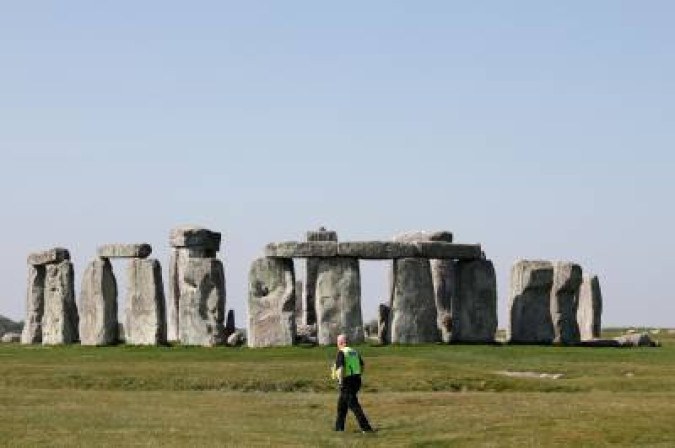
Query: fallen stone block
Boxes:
[
  {"xmin": 125, "ymin": 258, "xmax": 167, "ymax": 345},
  {"xmin": 79, "ymin": 258, "xmax": 118, "ymax": 346},
  {"xmin": 1, "ymin": 332, "xmax": 21, "ymax": 343},
  {"xmin": 28, "ymin": 248, "xmax": 70, "ymax": 266},
  {"xmin": 614, "ymin": 333, "xmax": 659, "ymax": 347},
  {"xmin": 226, "ymin": 330, "xmax": 244, "ymax": 347},
  {"xmin": 248, "ymin": 257, "xmax": 296, "ymax": 347},
  {"xmin": 170, "ymin": 225, "xmax": 222, "ymax": 251},
  {"xmin": 97, "ymin": 243, "xmax": 152, "ymax": 259}
]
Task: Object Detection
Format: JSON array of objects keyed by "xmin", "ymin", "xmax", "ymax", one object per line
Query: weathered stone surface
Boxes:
[
  {"xmin": 453, "ymin": 259, "xmax": 498, "ymax": 343},
  {"xmin": 42, "ymin": 261, "xmax": 79, "ymax": 345},
  {"xmin": 1, "ymin": 332, "xmax": 20, "ymax": 343},
  {"xmin": 414, "ymin": 242, "xmax": 482, "ymax": 260},
  {"xmin": 21, "ymin": 265, "xmax": 45, "ymax": 344},
  {"xmin": 294, "ymin": 280, "xmax": 303, "ymax": 317},
  {"xmin": 265, "ymin": 242, "xmax": 337, "ymax": 258},
  {"xmin": 125, "ymin": 258, "xmax": 167, "ymax": 345},
  {"xmin": 393, "ymin": 231, "xmax": 453, "ymax": 243},
  {"xmin": 168, "ymin": 248, "xmax": 211, "ymax": 342},
  {"xmin": 248, "ymin": 257, "xmax": 296, "ymax": 347},
  {"xmin": 578, "ymin": 275, "xmax": 602, "ymax": 340},
  {"xmin": 315, "ymin": 257, "xmax": 363, "ymax": 345},
  {"xmin": 79, "ymin": 258, "xmax": 118, "ymax": 346},
  {"xmin": 170, "ymin": 225, "xmax": 221, "ymax": 251},
  {"xmin": 615, "ymin": 333, "xmax": 659, "ymax": 347},
  {"xmin": 224, "ymin": 309, "xmax": 236, "ymax": 339},
  {"xmin": 393, "ymin": 232, "xmax": 456, "ymax": 342},
  {"xmin": 338, "ymin": 241, "xmax": 418, "ymax": 259},
  {"xmin": 508, "ymin": 260, "xmax": 554, "ymax": 344},
  {"xmin": 179, "ymin": 258, "xmax": 226, "ymax": 346},
  {"xmin": 97, "ymin": 243, "xmax": 152, "ymax": 259},
  {"xmin": 306, "ymin": 228, "xmax": 338, "ymax": 242},
  {"xmin": 390, "ymin": 258, "xmax": 440, "ymax": 343},
  {"xmin": 296, "ymin": 323, "xmax": 317, "ymax": 344},
  {"xmin": 28, "ymin": 248, "xmax": 70, "ymax": 266},
  {"xmin": 226, "ymin": 330, "xmax": 244, "ymax": 347},
  {"xmin": 377, "ymin": 303, "xmax": 390, "ymax": 345},
  {"xmin": 551, "ymin": 262, "xmax": 582, "ymax": 345},
  {"xmin": 431, "ymin": 259, "xmax": 455, "ymax": 343}
]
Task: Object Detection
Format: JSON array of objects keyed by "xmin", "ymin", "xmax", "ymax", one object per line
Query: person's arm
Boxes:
[
  {"xmin": 335, "ymin": 351, "xmax": 345, "ymax": 384},
  {"xmin": 360, "ymin": 355, "xmax": 365, "ymax": 374}
]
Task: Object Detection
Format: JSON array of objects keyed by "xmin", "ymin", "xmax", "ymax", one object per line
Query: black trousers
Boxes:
[{"xmin": 335, "ymin": 375, "xmax": 372, "ymax": 431}]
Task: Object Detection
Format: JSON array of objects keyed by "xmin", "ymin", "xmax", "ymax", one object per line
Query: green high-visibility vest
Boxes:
[{"xmin": 340, "ymin": 346, "xmax": 362, "ymax": 376}]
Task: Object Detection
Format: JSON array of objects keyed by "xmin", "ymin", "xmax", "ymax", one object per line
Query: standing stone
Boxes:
[
  {"xmin": 79, "ymin": 258, "xmax": 118, "ymax": 346},
  {"xmin": 551, "ymin": 262, "xmax": 582, "ymax": 345},
  {"xmin": 315, "ymin": 257, "xmax": 363, "ymax": 346},
  {"xmin": 377, "ymin": 303, "xmax": 390, "ymax": 345},
  {"xmin": 390, "ymin": 258, "xmax": 440, "ymax": 344},
  {"xmin": 21, "ymin": 265, "xmax": 45, "ymax": 344},
  {"xmin": 577, "ymin": 275, "xmax": 603, "ymax": 340},
  {"xmin": 304, "ymin": 228, "xmax": 338, "ymax": 325},
  {"xmin": 294, "ymin": 280, "xmax": 303, "ymax": 325},
  {"xmin": 394, "ymin": 231, "xmax": 455, "ymax": 343},
  {"xmin": 179, "ymin": 258, "xmax": 226, "ymax": 346},
  {"xmin": 42, "ymin": 261, "xmax": 79, "ymax": 345},
  {"xmin": 248, "ymin": 257, "xmax": 296, "ymax": 347},
  {"xmin": 453, "ymin": 259, "xmax": 498, "ymax": 343},
  {"xmin": 508, "ymin": 260, "xmax": 554, "ymax": 344},
  {"xmin": 125, "ymin": 258, "xmax": 167, "ymax": 345},
  {"xmin": 224, "ymin": 309, "xmax": 236, "ymax": 339}
]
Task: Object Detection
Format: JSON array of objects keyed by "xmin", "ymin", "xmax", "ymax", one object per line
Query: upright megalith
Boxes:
[
  {"xmin": 125, "ymin": 258, "xmax": 167, "ymax": 345},
  {"xmin": 508, "ymin": 260, "xmax": 555, "ymax": 344},
  {"xmin": 551, "ymin": 262, "xmax": 582, "ymax": 344},
  {"xmin": 79, "ymin": 258, "xmax": 118, "ymax": 345},
  {"xmin": 21, "ymin": 265, "xmax": 45, "ymax": 344},
  {"xmin": 577, "ymin": 275, "xmax": 603, "ymax": 340},
  {"xmin": 390, "ymin": 258, "xmax": 440, "ymax": 344},
  {"xmin": 453, "ymin": 259, "xmax": 497, "ymax": 343},
  {"xmin": 248, "ymin": 257, "xmax": 296, "ymax": 347},
  {"xmin": 169, "ymin": 226, "xmax": 225, "ymax": 345},
  {"xmin": 315, "ymin": 257, "xmax": 363, "ymax": 345},
  {"xmin": 179, "ymin": 258, "xmax": 226, "ymax": 346},
  {"xmin": 303, "ymin": 227, "xmax": 338, "ymax": 325},
  {"xmin": 377, "ymin": 303, "xmax": 390, "ymax": 345},
  {"xmin": 43, "ymin": 260, "xmax": 79, "ymax": 344},
  {"xmin": 393, "ymin": 231, "xmax": 454, "ymax": 342}
]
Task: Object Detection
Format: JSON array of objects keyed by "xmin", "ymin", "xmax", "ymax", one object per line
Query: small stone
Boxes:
[
  {"xmin": 170, "ymin": 225, "xmax": 222, "ymax": 251},
  {"xmin": 224, "ymin": 309, "xmax": 236, "ymax": 339},
  {"xmin": 226, "ymin": 330, "xmax": 243, "ymax": 347},
  {"xmin": 27, "ymin": 248, "xmax": 70, "ymax": 266},
  {"xmin": 97, "ymin": 243, "xmax": 152, "ymax": 259},
  {"xmin": 1, "ymin": 332, "xmax": 21, "ymax": 343},
  {"xmin": 306, "ymin": 228, "xmax": 338, "ymax": 242}
]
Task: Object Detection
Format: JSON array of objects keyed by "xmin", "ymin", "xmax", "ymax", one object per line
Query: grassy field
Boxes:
[{"xmin": 1, "ymin": 329, "xmax": 674, "ymax": 447}]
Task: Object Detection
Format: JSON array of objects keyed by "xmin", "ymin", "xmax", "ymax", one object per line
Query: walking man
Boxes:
[{"xmin": 333, "ymin": 334, "xmax": 374, "ymax": 433}]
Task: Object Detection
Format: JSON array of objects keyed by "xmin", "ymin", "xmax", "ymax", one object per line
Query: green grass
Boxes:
[{"xmin": 1, "ymin": 330, "xmax": 675, "ymax": 446}]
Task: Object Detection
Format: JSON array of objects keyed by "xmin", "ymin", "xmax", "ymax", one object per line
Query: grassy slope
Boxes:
[{"xmin": 1, "ymin": 331, "xmax": 674, "ymax": 447}]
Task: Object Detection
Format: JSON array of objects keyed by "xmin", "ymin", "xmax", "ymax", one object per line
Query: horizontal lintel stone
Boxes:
[
  {"xmin": 265, "ymin": 242, "xmax": 337, "ymax": 258},
  {"xmin": 265, "ymin": 241, "xmax": 482, "ymax": 260},
  {"xmin": 28, "ymin": 248, "xmax": 70, "ymax": 266},
  {"xmin": 97, "ymin": 244, "xmax": 152, "ymax": 259},
  {"xmin": 169, "ymin": 226, "xmax": 221, "ymax": 251}
]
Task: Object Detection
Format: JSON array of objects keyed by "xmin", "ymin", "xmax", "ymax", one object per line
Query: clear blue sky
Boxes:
[{"xmin": 1, "ymin": 1, "xmax": 673, "ymax": 327}]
